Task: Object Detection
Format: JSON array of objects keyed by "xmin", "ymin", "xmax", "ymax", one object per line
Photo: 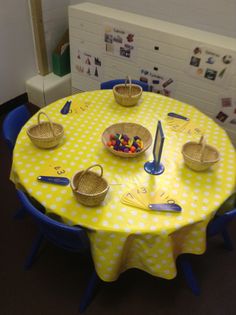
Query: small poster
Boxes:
[
  {"xmin": 215, "ymin": 93, "xmax": 236, "ymax": 126},
  {"xmin": 75, "ymin": 49, "xmax": 102, "ymax": 80},
  {"xmin": 187, "ymin": 45, "xmax": 234, "ymax": 86},
  {"xmin": 104, "ymin": 24, "xmax": 135, "ymax": 60},
  {"xmin": 139, "ymin": 68, "xmax": 176, "ymax": 97}
]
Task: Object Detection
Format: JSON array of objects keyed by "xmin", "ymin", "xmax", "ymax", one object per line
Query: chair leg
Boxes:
[
  {"xmin": 24, "ymin": 232, "xmax": 44, "ymax": 270},
  {"xmin": 222, "ymin": 229, "xmax": 234, "ymax": 251},
  {"xmin": 179, "ymin": 256, "xmax": 200, "ymax": 296},
  {"xmin": 79, "ymin": 270, "xmax": 102, "ymax": 313},
  {"xmin": 14, "ymin": 207, "xmax": 26, "ymax": 220}
]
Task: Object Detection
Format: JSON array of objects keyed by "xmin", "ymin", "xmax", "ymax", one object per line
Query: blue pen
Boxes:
[
  {"xmin": 148, "ymin": 203, "xmax": 182, "ymax": 212},
  {"xmin": 60, "ymin": 100, "xmax": 72, "ymax": 115},
  {"xmin": 37, "ymin": 176, "xmax": 70, "ymax": 186},
  {"xmin": 167, "ymin": 112, "xmax": 189, "ymax": 121}
]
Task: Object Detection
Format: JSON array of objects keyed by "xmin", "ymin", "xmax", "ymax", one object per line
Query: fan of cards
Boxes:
[
  {"xmin": 166, "ymin": 113, "xmax": 203, "ymax": 136},
  {"xmin": 121, "ymin": 185, "xmax": 182, "ymax": 213}
]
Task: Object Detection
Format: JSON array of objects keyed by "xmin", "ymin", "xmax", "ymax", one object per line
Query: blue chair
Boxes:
[
  {"xmin": 179, "ymin": 192, "xmax": 236, "ymax": 295},
  {"xmin": 2, "ymin": 104, "xmax": 31, "ymax": 151},
  {"xmin": 16, "ymin": 190, "xmax": 90, "ymax": 269},
  {"xmin": 2, "ymin": 105, "xmax": 31, "ymax": 218},
  {"xmin": 101, "ymin": 79, "xmax": 149, "ymax": 91}
]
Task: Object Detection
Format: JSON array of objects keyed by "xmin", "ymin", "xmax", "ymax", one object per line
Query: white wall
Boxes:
[
  {"xmin": 1, "ymin": 0, "xmax": 236, "ymax": 105},
  {"xmin": 42, "ymin": 0, "xmax": 70, "ymax": 71},
  {"xmin": 70, "ymin": 0, "xmax": 236, "ymax": 38},
  {"xmin": 0, "ymin": 0, "xmax": 37, "ymax": 105}
]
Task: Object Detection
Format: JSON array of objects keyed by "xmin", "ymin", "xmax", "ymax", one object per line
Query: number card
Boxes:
[{"xmin": 40, "ymin": 163, "xmax": 67, "ymax": 177}]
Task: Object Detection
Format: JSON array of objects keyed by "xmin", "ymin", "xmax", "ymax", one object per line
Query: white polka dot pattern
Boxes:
[{"xmin": 10, "ymin": 91, "xmax": 236, "ymax": 281}]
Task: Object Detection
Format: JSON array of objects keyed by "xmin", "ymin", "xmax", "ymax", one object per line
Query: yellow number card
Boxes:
[{"xmin": 40, "ymin": 162, "xmax": 67, "ymax": 177}]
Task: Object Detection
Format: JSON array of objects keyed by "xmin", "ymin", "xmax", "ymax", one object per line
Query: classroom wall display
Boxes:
[
  {"xmin": 139, "ymin": 68, "xmax": 176, "ymax": 97},
  {"xmin": 186, "ymin": 45, "xmax": 234, "ymax": 86},
  {"xmin": 75, "ymin": 49, "xmax": 102, "ymax": 80},
  {"xmin": 215, "ymin": 93, "xmax": 236, "ymax": 126},
  {"xmin": 104, "ymin": 24, "xmax": 136, "ymax": 60}
]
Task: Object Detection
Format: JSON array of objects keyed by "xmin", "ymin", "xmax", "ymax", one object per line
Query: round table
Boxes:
[{"xmin": 11, "ymin": 90, "xmax": 236, "ymax": 281}]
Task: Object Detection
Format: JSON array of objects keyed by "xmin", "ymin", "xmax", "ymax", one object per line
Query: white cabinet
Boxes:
[{"xmin": 69, "ymin": 2, "xmax": 236, "ymax": 145}]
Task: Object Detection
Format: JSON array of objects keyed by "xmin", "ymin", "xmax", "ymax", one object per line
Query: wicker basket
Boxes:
[
  {"xmin": 113, "ymin": 76, "xmax": 142, "ymax": 107},
  {"xmin": 27, "ymin": 112, "xmax": 64, "ymax": 149},
  {"xmin": 71, "ymin": 164, "xmax": 109, "ymax": 206},
  {"xmin": 102, "ymin": 122, "xmax": 152, "ymax": 158},
  {"xmin": 182, "ymin": 136, "xmax": 220, "ymax": 171}
]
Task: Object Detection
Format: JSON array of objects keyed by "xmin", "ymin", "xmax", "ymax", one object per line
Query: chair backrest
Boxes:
[
  {"xmin": 207, "ymin": 193, "xmax": 236, "ymax": 237},
  {"xmin": 2, "ymin": 104, "xmax": 31, "ymax": 151},
  {"xmin": 16, "ymin": 190, "xmax": 90, "ymax": 252},
  {"xmin": 101, "ymin": 79, "xmax": 149, "ymax": 91}
]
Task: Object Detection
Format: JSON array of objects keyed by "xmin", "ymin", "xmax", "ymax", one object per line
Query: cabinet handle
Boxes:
[{"xmin": 154, "ymin": 46, "xmax": 159, "ymax": 51}]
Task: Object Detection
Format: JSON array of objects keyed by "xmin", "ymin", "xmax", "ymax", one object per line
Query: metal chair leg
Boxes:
[
  {"xmin": 179, "ymin": 256, "xmax": 200, "ymax": 296},
  {"xmin": 24, "ymin": 232, "xmax": 44, "ymax": 269},
  {"xmin": 79, "ymin": 270, "xmax": 101, "ymax": 313},
  {"xmin": 222, "ymin": 229, "xmax": 234, "ymax": 251}
]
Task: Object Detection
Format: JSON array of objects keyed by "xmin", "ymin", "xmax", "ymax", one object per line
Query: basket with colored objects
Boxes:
[
  {"xmin": 113, "ymin": 76, "xmax": 143, "ymax": 107},
  {"xmin": 27, "ymin": 112, "xmax": 64, "ymax": 149},
  {"xmin": 71, "ymin": 164, "xmax": 109, "ymax": 206},
  {"xmin": 102, "ymin": 122, "xmax": 152, "ymax": 158},
  {"xmin": 182, "ymin": 136, "xmax": 220, "ymax": 171}
]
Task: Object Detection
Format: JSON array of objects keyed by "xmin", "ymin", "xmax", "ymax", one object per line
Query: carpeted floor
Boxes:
[{"xmin": 1, "ymin": 104, "xmax": 236, "ymax": 315}]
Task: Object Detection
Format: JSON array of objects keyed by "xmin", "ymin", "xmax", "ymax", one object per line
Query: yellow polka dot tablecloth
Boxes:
[{"xmin": 10, "ymin": 91, "xmax": 236, "ymax": 282}]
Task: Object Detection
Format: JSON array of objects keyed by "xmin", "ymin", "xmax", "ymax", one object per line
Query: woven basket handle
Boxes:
[
  {"xmin": 199, "ymin": 135, "xmax": 206, "ymax": 162},
  {"xmin": 125, "ymin": 76, "xmax": 132, "ymax": 96},
  {"xmin": 37, "ymin": 112, "xmax": 56, "ymax": 137},
  {"xmin": 75, "ymin": 164, "xmax": 103, "ymax": 191}
]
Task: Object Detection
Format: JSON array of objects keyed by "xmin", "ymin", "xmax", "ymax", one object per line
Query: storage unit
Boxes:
[
  {"xmin": 26, "ymin": 73, "xmax": 71, "ymax": 107},
  {"xmin": 68, "ymin": 2, "xmax": 236, "ymax": 145}
]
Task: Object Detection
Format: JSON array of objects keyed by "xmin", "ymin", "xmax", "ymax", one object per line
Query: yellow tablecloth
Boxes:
[{"xmin": 11, "ymin": 90, "xmax": 236, "ymax": 281}]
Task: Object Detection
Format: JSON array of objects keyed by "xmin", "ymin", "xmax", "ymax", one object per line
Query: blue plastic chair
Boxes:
[
  {"xmin": 2, "ymin": 105, "xmax": 31, "ymax": 218},
  {"xmin": 101, "ymin": 79, "xmax": 149, "ymax": 91},
  {"xmin": 16, "ymin": 190, "xmax": 90, "ymax": 269},
  {"xmin": 2, "ymin": 104, "xmax": 31, "ymax": 151},
  {"xmin": 179, "ymin": 192, "xmax": 236, "ymax": 295}
]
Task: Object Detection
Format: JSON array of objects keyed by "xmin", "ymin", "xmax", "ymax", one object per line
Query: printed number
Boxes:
[
  {"xmin": 126, "ymin": 193, "xmax": 135, "ymax": 199},
  {"xmin": 54, "ymin": 166, "xmax": 65, "ymax": 175},
  {"xmin": 137, "ymin": 187, "xmax": 147, "ymax": 194}
]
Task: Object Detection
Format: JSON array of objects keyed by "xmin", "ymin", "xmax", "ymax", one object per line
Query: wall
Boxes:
[
  {"xmin": 0, "ymin": 0, "xmax": 37, "ymax": 105},
  {"xmin": 70, "ymin": 0, "xmax": 236, "ymax": 38},
  {"xmin": 1, "ymin": 0, "xmax": 236, "ymax": 105},
  {"xmin": 41, "ymin": 0, "xmax": 70, "ymax": 71}
]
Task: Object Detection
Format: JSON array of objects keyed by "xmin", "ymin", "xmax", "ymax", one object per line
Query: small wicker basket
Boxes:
[
  {"xmin": 113, "ymin": 76, "xmax": 142, "ymax": 107},
  {"xmin": 182, "ymin": 136, "xmax": 220, "ymax": 171},
  {"xmin": 27, "ymin": 112, "xmax": 64, "ymax": 149},
  {"xmin": 71, "ymin": 164, "xmax": 109, "ymax": 207},
  {"xmin": 102, "ymin": 122, "xmax": 152, "ymax": 158}
]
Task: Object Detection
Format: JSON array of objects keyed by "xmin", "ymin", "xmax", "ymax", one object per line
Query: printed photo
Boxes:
[
  {"xmin": 190, "ymin": 56, "xmax": 201, "ymax": 67},
  {"xmin": 104, "ymin": 33, "xmax": 113, "ymax": 43},
  {"xmin": 193, "ymin": 47, "xmax": 202, "ymax": 55},
  {"xmin": 94, "ymin": 57, "xmax": 101, "ymax": 66},
  {"xmin": 221, "ymin": 97, "xmax": 232, "ymax": 107},
  {"xmin": 204, "ymin": 68, "xmax": 217, "ymax": 80},
  {"xmin": 222, "ymin": 55, "xmax": 232, "ymax": 64},
  {"xmin": 216, "ymin": 111, "xmax": 228, "ymax": 122},
  {"xmin": 120, "ymin": 47, "xmax": 130, "ymax": 58},
  {"xmin": 106, "ymin": 43, "xmax": 114, "ymax": 53}
]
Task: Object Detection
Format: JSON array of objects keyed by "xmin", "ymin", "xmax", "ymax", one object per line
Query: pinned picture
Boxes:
[
  {"xmin": 75, "ymin": 49, "xmax": 102, "ymax": 81},
  {"xmin": 216, "ymin": 111, "xmax": 228, "ymax": 122},
  {"xmin": 139, "ymin": 68, "xmax": 176, "ymax": 97},
  {"xmin": 104, "ymin": 24, "xmax": 136, "ymax": 60},
  {"xmin": 216, "ymin": 93, "xmax": 236, "ymax": 126},
  {"xmin": 186, "ymin": 45, "xmax": 234, "ymax": 86},
  {"xmin": 204, "ymin": 68, "xmax": 217, "ymax": 81}
]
